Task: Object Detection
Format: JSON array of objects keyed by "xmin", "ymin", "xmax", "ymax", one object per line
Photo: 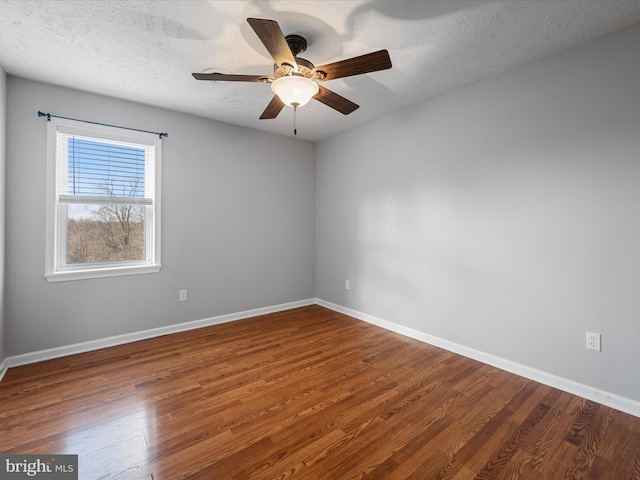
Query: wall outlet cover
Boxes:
[{"xmin": 586, "ymin": 331, "xmax": 601, "ymax": 351}]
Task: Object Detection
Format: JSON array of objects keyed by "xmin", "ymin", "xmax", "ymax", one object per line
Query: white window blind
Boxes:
[{"xmin": 56, "ymin": 129, "xmax": 154, "ymax": 205}]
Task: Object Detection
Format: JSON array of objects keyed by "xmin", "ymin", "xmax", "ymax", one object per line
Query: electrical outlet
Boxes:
[
  {"xmin": 345, "ymin": 280, "xmax": 350, "ymax": 290},
  {"xmin": 179, "ymin": 290, "xmax": 188, "ymax": 302},
  {"xmin": 586, "ymin": 331, "xmax": 601, "ymax": 351}
]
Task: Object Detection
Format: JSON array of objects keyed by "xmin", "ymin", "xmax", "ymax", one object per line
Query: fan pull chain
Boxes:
[{"xmin": 292, "ymin": 102, "xmax": 299, "ymax": 135}]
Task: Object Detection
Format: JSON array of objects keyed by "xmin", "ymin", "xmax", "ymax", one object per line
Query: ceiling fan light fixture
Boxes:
[{"xmin": 271, "ymin": 75, "xmax": 319, "ymax": 108}]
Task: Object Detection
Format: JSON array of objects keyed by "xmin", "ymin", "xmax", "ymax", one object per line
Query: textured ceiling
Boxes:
[{"xmin": 1, "ymin": 0, "xmax": 639, "ymax": 141}]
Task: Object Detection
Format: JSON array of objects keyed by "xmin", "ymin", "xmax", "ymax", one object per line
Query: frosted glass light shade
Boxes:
[{"xmin": 271, "ymin": 76, "xmax": 319, "ymax": 108}]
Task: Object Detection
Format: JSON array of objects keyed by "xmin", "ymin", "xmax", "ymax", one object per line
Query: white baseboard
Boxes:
[
  {"xmin": 0, "ymin": 357, "xmax": 8, "ymax": 382},
  {"xmin": 316, "ymin": 298, "xmax": 640, "ymax": 419},
  {"xmin": 5, "ymin": 298, "xmax": 316, "ymax": 370}
]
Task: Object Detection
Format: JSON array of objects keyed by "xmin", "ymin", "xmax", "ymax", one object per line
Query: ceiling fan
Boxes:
[{"xmin": 193, "ymin": 18, "xmax": 392, "ymax": 127}]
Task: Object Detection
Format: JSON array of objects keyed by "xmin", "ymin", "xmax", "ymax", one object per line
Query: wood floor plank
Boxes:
[{"xmin": 1, "ymin": 305, "xmax": 639, "ymax": 479}]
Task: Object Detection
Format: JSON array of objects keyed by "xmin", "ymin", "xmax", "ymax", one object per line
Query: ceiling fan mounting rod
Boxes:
[{"xmin": 285, "ymin": 34, "xmax": 307, "ymax": 57}]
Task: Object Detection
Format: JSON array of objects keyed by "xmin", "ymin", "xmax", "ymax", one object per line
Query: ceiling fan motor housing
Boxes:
[
  {"xmin": 273, "ymin": 34, "xmax": 326, "ymax": 81},
  {"xmin": 275, "ymin": 56, "xmax": 316, "ymax": 79}
]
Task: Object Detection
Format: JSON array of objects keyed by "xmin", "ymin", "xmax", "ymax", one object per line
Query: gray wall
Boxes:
[
  {"xmin": 0, "ymin": 66, "xmax": 6, "ymax": 364},
  {"xmin": 316, "ymin": 24, "xmax": 640, "ymax": 402},
  {"xmin": 6, "ymin": 77, "xmax": 315, "ymax": 356}
]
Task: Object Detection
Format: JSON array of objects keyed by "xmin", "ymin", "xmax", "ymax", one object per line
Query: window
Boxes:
[{"xmin": 45, "ymin": 117, "xmax": 161, "ymax": 281}]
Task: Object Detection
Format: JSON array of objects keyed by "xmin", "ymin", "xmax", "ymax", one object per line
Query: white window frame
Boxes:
[{"xmin": 45, "ymin": 117, "xmax": 162, "ymax": 282}]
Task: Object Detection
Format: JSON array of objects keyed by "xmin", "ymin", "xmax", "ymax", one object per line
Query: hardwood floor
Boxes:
[{"xmin": 1, "ymin": 305, "xmax": 639, "ymax": 479}]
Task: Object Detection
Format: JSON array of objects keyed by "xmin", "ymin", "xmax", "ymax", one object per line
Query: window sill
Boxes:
[{"xmin": 45, "ymin": 264, "xmax": 162, "ymax": 282}]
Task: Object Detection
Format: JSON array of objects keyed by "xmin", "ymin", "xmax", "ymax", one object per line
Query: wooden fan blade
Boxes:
[
  {"xmin": 260, "ymin": 95, "xmax": 286, "ymax": 119},
  {"xmin": 247, "ymin": 18, "xmax": 297, "ymax": 69},
  {"xmin": 313, "ymin": 50, "xmax": 392, "ymax": 81},
  {"xmin": 192, "ymin": 73, "xmax": 273, "ymax": 83},
  {"xmin": 313, "ymin": 85, "xmax": 359, "ymax": 115}
]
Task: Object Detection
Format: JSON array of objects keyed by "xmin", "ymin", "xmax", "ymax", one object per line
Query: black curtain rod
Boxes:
[{"xmin": 38, "ymin": 111, "xmax": 168, "ymax": 139}]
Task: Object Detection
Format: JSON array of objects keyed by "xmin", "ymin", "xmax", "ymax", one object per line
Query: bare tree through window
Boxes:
[{"xmin": 65, "ymin": 138, "xmax": 147, "ymax": 265}]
